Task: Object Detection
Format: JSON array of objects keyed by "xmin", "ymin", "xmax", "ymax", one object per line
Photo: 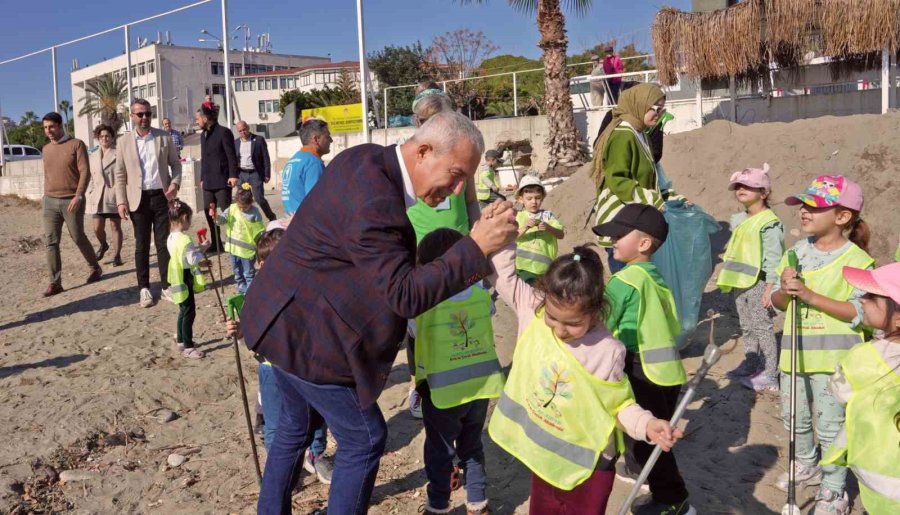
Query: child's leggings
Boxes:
[
  {"xmin": 529, "ymin": 469, "xmax": 614, "ymax": 514},
  {"xmin": 780, "ymin": 372, "xmax": 847, "ymax": 492},
  {"xmin": 734, "ymin": 281, "xmax": 778, "ymax": 379},
  {"xmin": 176, "ymin": 271, "xmax": 196, "ymax": 347}
]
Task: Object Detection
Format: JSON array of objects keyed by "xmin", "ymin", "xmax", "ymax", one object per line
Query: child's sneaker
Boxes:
[
  {"xmin": 409, "ymin": 388, "xmax": 423, "ymax": 419},
  {"xmin": 740, "ymin": 372, "xmax": 779, "ymax": 393},
  {"xmin": 774, "ymin": 461, "xmax": 822, "ymax": 492},
  {"xmin": 809, "ymin": 488, "xmax": 850, "ymax": 515},
  {"xmin": 632, "ymin": 499, "xmax": 696, "ymax": 515},
  {"xmin": 465, "ymin": 500, "xmax": 489, "ymax": 515},
  {"xmin": 725, "ymin": 359, "xmax": 758, "ymax": 379},
  {"xmin": 303, "ymin": 450, "xmax": 333, "ymax": 484}
]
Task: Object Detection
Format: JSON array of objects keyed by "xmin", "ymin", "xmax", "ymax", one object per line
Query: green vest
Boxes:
[
  {"xmin": 488, "ymin": 310, "xmax": 635, "ymax": 490},
  {"xmin": 476, "ymin": 168, "xmax": 497, "ymax": 201},
  {"xmin": 224, "ymin": 204, "xmax": 266, "ymax": 260},
  {"xmin": 777, "ymin": 244, "xmax": 874, "ymax": 373},
  {"xmin": 821, "ymin": 342, "xmax": 900, "ymax": 514},
  {"xmin": 515, "ymin": 210, "xmax": 561, "ymax": 276},
  {"xmin": 717, "ymin": 209, "xmax": 780, "ymax": 292},
  {"xmin": 406, "ymin": 193, "xmax": 470, "ymax": 246},
  {"xmin": 414, "ymin": 286, "xmax": 504, "ymax": 408},
  {"xmin": 613, "ymin": 265, "xmax": 687, "ymax": 386},
  {"xmin": 167, "ymin": 232, "xmax": 208, "ymax": 304}
]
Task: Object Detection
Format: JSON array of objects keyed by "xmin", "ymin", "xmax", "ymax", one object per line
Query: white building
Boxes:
[
  {"xmin": 231, "ymin": 60, "xmax": 378, "ymax": 129},
  {"xmin": 70, "ymin": 43, "xmax": 330, "ymax": 146}
]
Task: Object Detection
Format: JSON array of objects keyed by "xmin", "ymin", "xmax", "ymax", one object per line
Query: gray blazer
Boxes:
[{"xmin": 115, "ymin": 127, "xmax": 182, "ymax": 209}]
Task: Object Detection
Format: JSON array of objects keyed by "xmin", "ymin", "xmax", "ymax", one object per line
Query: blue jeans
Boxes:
[
  {"xmin": 258, "ymin": 363, "xmax": 327, "ymax": 456},
  {"xmin": 421, "ymin": 385, "xmax": 488, "ymax": 510},
  {"xmin": 258, "ymin": 367, "xmax": 387, "ymax": 515},
  {"xmin": 606, "ymin": 247, "xmax": 625, "ymax": 274},
  {"xmin": 231, "ymin": 255, "xmax": 256, "ymax": 295}
]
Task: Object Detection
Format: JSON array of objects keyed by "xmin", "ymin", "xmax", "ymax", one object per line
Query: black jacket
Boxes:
[
  {"xmin": 200, "ymin": 123, "xmax": 238, "ymax": 190},
  {"xmin": 233, "ymin": 133, "xmax": 272, "ymax": 181}
]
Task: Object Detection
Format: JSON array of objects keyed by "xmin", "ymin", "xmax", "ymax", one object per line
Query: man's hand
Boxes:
[
  {"xmin": 165, "ymin": 183, "xmax": 179, "ymax": 200},
  {"xmin": 67, "ymin": 196, "xmax": 82, "ymax": 213},
  {"xmin": 646, "ymin": 419, "xmax": 683, "ymax": 452},
  {"xmin": 208, "ymin": 202, "xmax": 217, "ymax": 219},
  {"xmin": 117, "ymin": 204, "xmax": 129, "ymax": 220},
  {"xmin": 227, "ymin": 177, "xmax": 239, "ymax": 187},
  {"xmin": 470, "ymin": 199, "xmax": 518, "ymax": 256},
  {"xmin": 263, "ymin": 176, "xmax": 270, "ymax": 184}
]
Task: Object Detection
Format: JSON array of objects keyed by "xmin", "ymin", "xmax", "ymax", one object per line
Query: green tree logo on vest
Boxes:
[
  {"xmin": 449, "ymin": 311, "xmax": 482, "ymax": 350},
  {"xmin": 524, "ymin": 361, "xmax": 573, "ymax": 430}
]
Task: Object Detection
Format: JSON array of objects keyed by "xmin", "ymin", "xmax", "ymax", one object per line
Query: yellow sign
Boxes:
[{"xmin": 301, "ymin": 103, "xmax": 363, "ymax": 134}]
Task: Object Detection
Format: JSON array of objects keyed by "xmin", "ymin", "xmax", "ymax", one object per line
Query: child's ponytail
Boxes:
[
  {"xmin": 848, "ymin": 214, "xmax": 870, "ymax": 253},
  {"xmin": 535, "ymin": 244, "xmax": 607, "ymax": 318}
]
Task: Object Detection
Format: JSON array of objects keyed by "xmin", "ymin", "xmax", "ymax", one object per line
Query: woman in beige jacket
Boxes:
[{"xmin": 85, "ymin": 124, "xmax": 123, "ymax": 266}]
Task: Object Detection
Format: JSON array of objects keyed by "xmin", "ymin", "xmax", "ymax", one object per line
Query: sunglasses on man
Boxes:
[{"xmin": 132, "ymin": 111, "xmax": 152, "ymax": 119}]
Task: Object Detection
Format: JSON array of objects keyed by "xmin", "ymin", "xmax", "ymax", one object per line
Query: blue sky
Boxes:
[{"xmin": 0, "ymin": 0, "xmax": 689, "ymax": 121}]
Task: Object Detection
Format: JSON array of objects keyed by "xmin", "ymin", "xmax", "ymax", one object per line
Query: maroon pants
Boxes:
[{"xmin": 529, "ymin": 469, "xmax": 615, "ymax": 515}]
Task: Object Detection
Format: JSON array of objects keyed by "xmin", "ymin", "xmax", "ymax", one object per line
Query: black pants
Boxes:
[
  {"xmin": 203, "ymin": 188, "xmax": 232, "ymax": 252},
  {"xmin": 131, "ymin": 189, "xmax": 170, "ymax": 290},
  {"xmin": 176, "ymin": 271, "xmax": 196, "ymax": 347},
  {"xmin": 623, "ymin": 351, "xmax": 689, "ymax": 504},
  {"xmin": 239, "ymin": 170, "xmax": 277, "ymax": 221}
]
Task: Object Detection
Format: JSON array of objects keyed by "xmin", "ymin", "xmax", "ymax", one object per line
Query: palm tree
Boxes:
[
  {"xmin": 19, "ymin": 111, "xmax": 40, "ymax": 148},
  {"xmin": 78, "ymin": 73, "xmax": 128, "ymax": 134},
  {"xmin": 58, "ymin": 100, "xmax": 72, "ymax": 125},
  {"xmin": 459, "ymin": 0, "xmax": 589, "ymax": 172}
]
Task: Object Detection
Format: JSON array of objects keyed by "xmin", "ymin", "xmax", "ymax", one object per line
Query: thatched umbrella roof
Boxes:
[{"xmin": 652, "ymin": 0, "xmax": 900, "ymax": 86}]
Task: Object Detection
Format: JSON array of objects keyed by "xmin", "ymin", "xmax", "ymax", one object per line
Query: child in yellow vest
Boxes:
[
  {"xmin": 716, "ymin": 164, "xmax": 784, "ymax": 392},
  {"xmin": 475, "ymin": 149, "xmax": 503, "ymax": 209},
  {"xmin": 771, "ymin": 175, "xmax": 874, "ymax": 515},
  {"xmin": 515, "ymin": 175, "xmax": 565, "ymax": 284},
  {"xmin": 166, "ymin": 199, "xmax": 209, "ymax": 359},
  {"xmin": 409, "ymin": 228, "xmax": 504, "ymax": 515},
  {"xmin": 217, "ymin": 183, "xmax": 266, "ymax": 295},
  {"xmin": 595, "ymin": 203, "xmax": 694, "ymax": 515},
  {"xmin": 488, "ymin": 233, "xmax": 681, "ymax": 515},
  {"xmin": 820, "ymin": 263, "xmax": 900, "ymax": 515}
]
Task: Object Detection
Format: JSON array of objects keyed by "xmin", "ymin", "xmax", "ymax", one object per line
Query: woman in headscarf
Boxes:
[{"xmin": 591, "ymin": 82, "xmax": 685, "ymax": 272}]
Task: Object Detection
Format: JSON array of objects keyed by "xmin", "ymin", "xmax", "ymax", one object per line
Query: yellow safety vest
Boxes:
[
  {"xmin": 515, "ymin": 210, "xmax": 562, "ymax": 276},
  {"xmin": 717, "ymin": 209, "xmax": 780, "ymax": 292},
  {"xmin": 821, "ymin": 342, "xmax": 900, "ymax": 514},
  {"xmin": 476, "ymin": 168, "xmax": 497, "ymax": 201},
  {"xmin": 224, "ymin": 204, "xmax": 266, "ymax": 260},
  {"xmin": 488, "ymin": 309, "xmax": 636, "ymax": 490},
  {"xmin": 167, "ymin": 232, "xmax": 208, "ymax": 304},
  {"xmin": 777, "ymin": 244, "xmax": 874, "ymax": 373},
  {"xmin": 414, "ymin": 286, "xmax": 504, "ymax": 409},
  {"xmin": 613, "ymin": 265, "xmax": 687, "ymax": 386}
]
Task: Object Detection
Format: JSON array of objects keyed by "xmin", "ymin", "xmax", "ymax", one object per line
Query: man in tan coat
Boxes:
[{"xmin": 115, "ymin": 99, "xmax": 182, "ymax": 308}]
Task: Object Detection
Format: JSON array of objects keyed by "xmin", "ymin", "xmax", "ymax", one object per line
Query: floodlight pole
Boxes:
[
  {"xmin": 125, "ymin": 25, "xmax": 134, "ymax": 129},
  {"xmin": 221, "ymin": 0, "xmax": 233, "ymax": 129},
  {"xmin": 882, "ymin": 47, "xmax": 890, "ymax": 114},
  {"xmin": 51, "ymin": 47, "xmax": 59, "ymax": 114},
  {"xmin": 512, "ymin": 72, "xmax": 518, "ymax": 117},
  {"xmin": 356, "ymin": 0, "xmax": 370, "ymax": 142}
]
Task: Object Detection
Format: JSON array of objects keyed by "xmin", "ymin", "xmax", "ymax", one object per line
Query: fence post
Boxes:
[
  {"xmin": 695, "ymin": 79, "xmax": 703, "ymax": 128},
  {"xmin": 729, "ymin": 75, "xmax": 737, "ymax": 122},
  {"xmin": 882, "ymin": 47, "xmax": 890, "ymax": 114},
  {"xmin": 383, "ymin": 87, "xmax": 388, "ymax": 145},
  {"xmin": 512, "ymin": 72, "xmax": 518, "ymax": 117}
]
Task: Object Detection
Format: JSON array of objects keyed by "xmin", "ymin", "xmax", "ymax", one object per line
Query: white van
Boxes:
[{"xmin": 2, "ymin": 144, "xmax": 42, "ymax": 161}]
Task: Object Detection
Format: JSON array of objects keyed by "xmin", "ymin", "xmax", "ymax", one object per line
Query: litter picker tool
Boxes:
[
  {"xmin": 209, "ymin": 202, "xmax": 225, "ymax": 287},
  {"xmin": 201, "ymin": 254, "xmax": 262, "ymax": 484},
  {"xmin": 782, "ymin": 250, "xmax": 802, "ymax": 515},
  {"xmin": 617, "ymin": 310, "xmax": 722, "ymax": 515}
]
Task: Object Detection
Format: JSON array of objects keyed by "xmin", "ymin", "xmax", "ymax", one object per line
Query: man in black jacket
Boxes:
[
  {"xmin": 199, "ymin": 102, "xmax": 239, "ymax": 251},
  {"xmin": 234, "ymin": 120, "xmax": 276, "ymax": 221}
]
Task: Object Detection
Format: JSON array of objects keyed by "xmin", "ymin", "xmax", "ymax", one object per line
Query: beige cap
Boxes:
[{"xmin": 516, "ymin": 175, "xmax": 545, "ymax": 196}]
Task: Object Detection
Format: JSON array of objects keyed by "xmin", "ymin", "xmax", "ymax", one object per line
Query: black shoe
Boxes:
[
  {"xmin": 86, "ymin": 266, "xmax": 102, "ymax": 284},
  {"xmin": 254, "ymin": 413, "xmax": 265, "ymax": 435},
  {"xmin": 95, "ymin": 242, "xmax": 109, "ymax": 261},
  {"xmin": 43, "ymin": 283, "xmax": 64, "ymax": 297},
  {"xmin": 112, "ymin": 255, "xmax": 123, "ymax": 267}
]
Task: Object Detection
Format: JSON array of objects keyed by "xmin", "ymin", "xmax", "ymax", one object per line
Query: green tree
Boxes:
[
  {"xmin": 368, "ymin": 42, "xmax": 437, "ymax": 119},
  {"xmin": 58, "ymin": 100, "xmax": 72, "ymax": 125},
  {"xmin": 8, "ymin": 111, "xmax": 48, "ymax": 148},
  {"xmin": 278, "ymin": 86, "xmax": 352, "ymax": 125},
  {"xmin": 459, "ymin": 0, "xmax": 591, "ymax": 171},
  {"xmin": 78, "ymin": 73, "xmax": 127, "ymax": 134},
  {"xmin": 478, "ymin": 54, "xmax": 545, "ymax": 117},
  {"xmin": 334, "ymin": 68, "xmax": 362, "ymax": 104}
]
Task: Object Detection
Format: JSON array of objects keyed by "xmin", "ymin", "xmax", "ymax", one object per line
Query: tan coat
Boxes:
[
  {"xmin": 85, "ymin": 147, "xmax": 118, "ymax": 215},
  {"xmin": 115, "ymin": 127, "xmax": 182, "ymax": 209}
]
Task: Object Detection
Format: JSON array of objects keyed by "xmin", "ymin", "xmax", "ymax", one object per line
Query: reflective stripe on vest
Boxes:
[
  {"xmin": 488, "ymin": 309, "xmax": 635, "ymax": 490},
  {"xmin": 612, "ymin": 265, "xmax": 687, "ymax": 386},
  {"xmin": 476, "ymin": 169, "xmax": 496, "ymax": 200},
  {"xmin": 414, "ymin": 286, "xmax": 504, "ymax": 409},
  {"xmin": 515, "ymin": 210, "xmax": 560, "ymax": 276},
  {"xmin": 166, "ymin": 232, "xmax": 207, "ymax": 304},
  {"xmin": 717, "ymin": 209, "xmax": 780, "ymax": 292},
  {"xmin": 224, "ymin": 204, "xmax": 266, "ymax": 259},
  {"xmin": 821, "ymin": 343, "xmax": 900, "ymax": 513},
  {"xmin": 778, "ymin": 244, "xmax": 874, "ymax": 373}
]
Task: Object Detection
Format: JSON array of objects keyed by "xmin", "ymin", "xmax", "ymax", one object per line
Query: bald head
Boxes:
[{"xmin": 236, "ymin": 120, "xmax": 251, "ymax": 140}]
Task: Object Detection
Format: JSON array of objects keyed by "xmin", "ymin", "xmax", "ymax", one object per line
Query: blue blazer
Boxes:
[{"xmin": 233, "ymin": 133, "xmax": 272, "ymax": 181}]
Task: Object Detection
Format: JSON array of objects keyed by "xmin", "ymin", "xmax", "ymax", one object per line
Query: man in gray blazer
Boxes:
[{"xmin": 115, "ymin": 99, "xmax": 182, "ymax": 308}]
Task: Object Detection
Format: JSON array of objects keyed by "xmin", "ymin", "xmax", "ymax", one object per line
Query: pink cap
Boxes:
[
  {"xmin": 785, "ymin": 175, "xmax": 864, "ymax": 212},
  {"xmin": 843, "ymin": 263, "xmax": 900, "ymax": 305},
  {"xmin": 729, "ymin": 163, "xmax": 771, "ymax": 191}
]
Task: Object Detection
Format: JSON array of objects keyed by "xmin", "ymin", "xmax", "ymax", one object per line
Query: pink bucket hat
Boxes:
[
  {"xmin": 729, "ymin": 163, "xmax": 772, "ymax": 191},
  {"xmin": 843, "ymin": 263, "xmax": 900, "ymax": 305},
  {"xmin": 785, "ymin": 175, "xmax": 864, "ymax": 211}
]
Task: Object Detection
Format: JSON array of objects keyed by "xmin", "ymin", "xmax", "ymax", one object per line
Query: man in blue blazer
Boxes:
[{"xmin": 241, "ymin": 111, "xmax": 518, "ymax": 514}]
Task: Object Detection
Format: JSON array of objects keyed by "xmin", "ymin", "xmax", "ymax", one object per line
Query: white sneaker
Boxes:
[
  {"xmin": 810, "ymin": 487, "xmax": 850, "ymax": 515},
  {"xmin": 775, "ymin": 461, "xmax": 822, "ymax": 492},
  {"xmin": 139, "ymin": 288, "xmax": 154, "ymax": 308},
  {"xmin": 160, "ymin": 288, "xmax": 173, "ymax": 304},
  {"xmin": 408, "ymin": 388, "xmax": 423, "ymax": 419}
]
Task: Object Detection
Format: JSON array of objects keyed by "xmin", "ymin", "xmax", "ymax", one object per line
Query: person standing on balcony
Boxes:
[{"xmin": 603, "ymin": 46, "xmax": 625, "ymax": 104}]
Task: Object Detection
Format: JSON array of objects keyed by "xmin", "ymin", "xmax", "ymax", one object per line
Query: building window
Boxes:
[
  {"xmin": 212, "ymin": 83, "xmax": 226, "ymax": 95},
  {"xmin": 138, "ymin": 85, "xmax": 147, "ymax": 98},
  {"xmin": 148, "ymin": 61, "xmax": 155, "ymax": 74},
  {"xmin": 258, "ymin": 100, "xmax": 265, "ymax": 113},
  {"xmin": 132, "ymin": 87, "xmax": 139, "ymax": 98},
  {"xmin": 280, "ymin": 77, "xmax": 287, "ymax": 89},
  {"xmin": 148, "ymin": 83, "xmax": 156, "ymax": 97},
  {"xmin": 211, "ymin": 61, "xmax": 223, "ymax": 75},
  {"xmin": 138, "ymin": 63, "xmax": 146, "ymax": 76},
  {"xmin": 249, "ymin": 79, "xmax": 256, "ymax": 91},
  {"xmin": 131, "ymin": 65, "xmax": 137, "ymax": 77},
  {"xmin": 234, "ymin": 80, "xmax": 242, "ymax": 92},
  {"xmin": 288, "ymin": 77, "xmax": 296, "ymax": 89}
]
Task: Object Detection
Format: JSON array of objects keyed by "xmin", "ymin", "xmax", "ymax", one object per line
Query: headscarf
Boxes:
[
  {"xmin": 590, "ymin": 83, "xmax": 665, "ymax": 186},
  {"xmin": 412, "ymin": 88, "xmax": 447, "ymax": 113}
]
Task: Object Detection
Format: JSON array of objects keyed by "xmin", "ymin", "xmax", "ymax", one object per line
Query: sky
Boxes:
[{"xmin": 0, "ymin": 0, "xmax": 690, "ymax": 122}]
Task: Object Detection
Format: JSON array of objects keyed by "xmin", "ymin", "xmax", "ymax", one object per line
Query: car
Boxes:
[{"xmin": 2, "ymin": 144, "xmax": 42, "ymax": 162}]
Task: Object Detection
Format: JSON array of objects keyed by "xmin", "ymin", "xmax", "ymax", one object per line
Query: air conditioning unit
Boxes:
[{"xmin": 259, "ymin": 112, "xmax": 268, "ymax": 119}]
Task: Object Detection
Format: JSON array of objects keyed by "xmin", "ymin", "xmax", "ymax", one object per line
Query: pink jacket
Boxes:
[
  {"xmin": 603, "ymin": 56, "xmax": 624, "ymax": 83},
  {"xmin": 491, "ymin": 245, "xmax": 654, "ymax": 442}
]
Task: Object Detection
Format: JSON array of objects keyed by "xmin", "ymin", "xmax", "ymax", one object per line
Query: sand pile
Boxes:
[{"xmin": 545, "ymin": 113, "xmax": 900, "ymax": 263}]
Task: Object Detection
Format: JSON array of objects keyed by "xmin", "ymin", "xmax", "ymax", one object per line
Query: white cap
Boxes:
[{"xmin": 516, "ymin": 174, "xmax": 545, "ymax": 196}]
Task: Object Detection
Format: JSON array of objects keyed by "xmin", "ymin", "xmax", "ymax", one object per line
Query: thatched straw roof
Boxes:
[{"xmin": 653, "ymin": 0, "xmax": 900, "ymax": 86}]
